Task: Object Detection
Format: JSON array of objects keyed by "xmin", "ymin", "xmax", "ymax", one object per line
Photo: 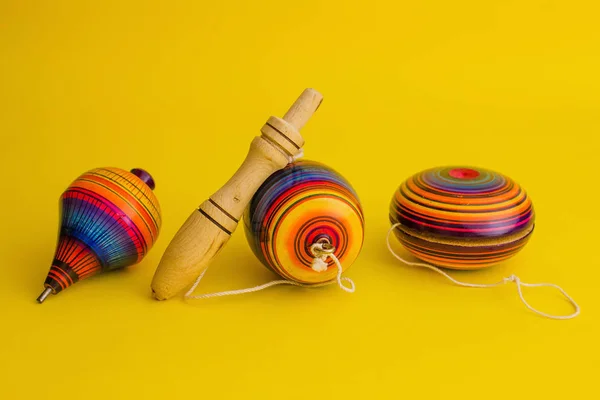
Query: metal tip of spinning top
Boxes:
[{"xmin": 36, "ymin": 288, "xmax": 52, "ymax": 304}]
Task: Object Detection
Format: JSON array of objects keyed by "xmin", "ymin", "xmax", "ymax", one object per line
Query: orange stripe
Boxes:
[
  {"xmin": 400, "ymin": 241, "xmax": 526, "ymax": 257},
  {"xmin": 96, "ymin": 168, "xmax": 162, "ymax": 226},
  {"xmin": 48, "ymin": 269, "xmax": 68, "ymax": 289},
  {"xmin": 405, "ymin": 249, "xmax": 514, "ymax": 268},
  {"xmin": 84, "ymin": 173, "xmax": 158, "ymax": 233},
  {"xmin": 396, "ymin": 193, "xmax": 532, "ymax": 222},
  {"xmin": 393, "ymin": 200, "xmax": 533, "ymax": 226},
  {"xmin": 72, "ymin": 177, "xmax": 157, "ymax": 246},
  {"xmin": 406, "ymin": 178, "xmax": 522, "ymax": 206}
]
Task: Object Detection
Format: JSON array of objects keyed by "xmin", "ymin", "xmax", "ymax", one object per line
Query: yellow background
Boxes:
[{"xmin": 1, "ymin": 1, "xmax": 599, "ymax": 398}]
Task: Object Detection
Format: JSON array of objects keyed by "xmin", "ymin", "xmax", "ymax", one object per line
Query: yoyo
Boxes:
[{"xmin": 387, "ymin": 165, "xmax": 579, "ymax": 320}]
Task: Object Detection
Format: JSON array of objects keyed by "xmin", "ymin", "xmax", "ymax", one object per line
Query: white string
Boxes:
[
  {"xmin": 274, "ymin": 145, "xmax": 304, "ymax": 164},
  {"xmin": 184, "ymin": 242, "xmax": 355, "ymax": 300},
  {"xmin": 386, "ymin": 223, "xmax": 580, "ymax": 320},
  {"xmin": 291, "ymin": 148, "xmax": 304, "ymax": 163}
]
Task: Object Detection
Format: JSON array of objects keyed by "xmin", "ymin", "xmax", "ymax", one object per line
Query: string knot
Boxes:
[
  {"xmin": 504, "ymin": 274, "xmax": 519, "ymax": 283},
  {"xmin": 309, "ymin": 242, "xmax": 355, "ymax": 293},
  {"xmin": 311, "ymin": 257, "xmax": 328, "ymax": 272},
  {"xmin": 310, "ymin": 242, "xmax": 336, "ymax": 273}
]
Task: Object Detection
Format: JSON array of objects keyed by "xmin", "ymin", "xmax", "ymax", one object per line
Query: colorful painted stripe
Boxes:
[
  {"xmin": 389, "ymin": 166, "xmax": 535, "ymax": 270},
  {"xmin": 244, "ymin": 160, "xmax": 364, "ymax": 284},
  {"xmin": 44, "ymin": 167, "xmax": 161, "ymax": 294}
]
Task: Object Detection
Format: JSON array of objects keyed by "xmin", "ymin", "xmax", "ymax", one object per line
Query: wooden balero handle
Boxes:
[{"xmin": 151, "ymin": 88, "xmax": 323, "ymax": 300}]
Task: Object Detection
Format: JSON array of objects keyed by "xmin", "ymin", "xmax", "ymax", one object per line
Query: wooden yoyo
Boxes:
[
  {"xmin": 151, "ymin": 88, "xmax": 323, "ymax": 300},
  {"xmin": 386, "ymin": 165, "xmax": 580, "ymax": 319},
  {"xmin": 389, "ymin": 166, "xmax": 536, "ymax": 270}
]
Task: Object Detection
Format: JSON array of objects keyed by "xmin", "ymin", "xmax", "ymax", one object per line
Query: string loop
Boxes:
[
  {"xmin": 386, "ymin": 223, "xmax": 580, "ymax": 320},
  {"xmin": 184, "ymin": 241, "xmax": 355, "ymax": 300}
]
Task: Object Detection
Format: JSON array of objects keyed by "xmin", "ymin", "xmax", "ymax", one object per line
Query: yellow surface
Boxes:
[{"xmin": 1, "ymin": 1, "xmax": 599, "ymax": 398}]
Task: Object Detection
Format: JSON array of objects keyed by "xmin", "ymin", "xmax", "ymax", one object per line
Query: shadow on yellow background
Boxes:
[{"xmin": 1, "ymin": 1, "xmax": 598, "ymax": 398}]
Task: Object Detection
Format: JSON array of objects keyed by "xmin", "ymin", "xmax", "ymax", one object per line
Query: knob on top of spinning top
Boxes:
[
  {"xmin": 389, "ymin": 166, "xmax": 535, "ymax": 270},
  {"xmin": 243, "ymin": 160, "xmax": 365, "ymax": 283},
  {"xmin": 37, "ymin": 167, "xmax": 162, "ymax": 303}
]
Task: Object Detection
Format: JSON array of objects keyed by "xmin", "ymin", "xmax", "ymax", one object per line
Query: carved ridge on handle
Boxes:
[
  {"xmin": 208, "ymin": 198, "xmax": 239, "ymax": 223},
  {"xmin": 197, "ymin": 209, "xmax": 232, "ymax": 235}
]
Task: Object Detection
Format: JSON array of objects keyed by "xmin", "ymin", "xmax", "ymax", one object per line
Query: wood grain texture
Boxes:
[{"xmin": 151, "ymin": 88, "xmax": 323, "ymax": 300}]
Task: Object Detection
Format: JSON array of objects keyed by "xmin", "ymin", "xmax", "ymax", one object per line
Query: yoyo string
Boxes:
[
  {"xmin": 184, "ymin": 242, "xmax": 355, "ymax": 300},
  {"xmin": 267, "ymin": 140, "xmax": 304, "ymax": 164},
  {"xmin": 386, "ymin": 223, "xmax": 580, "ymax": 320}
]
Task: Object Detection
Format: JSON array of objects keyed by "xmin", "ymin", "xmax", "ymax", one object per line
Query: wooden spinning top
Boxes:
[
  {"xmin": 38, "ymin": 167, "xmax": 161, "ymax": 303},
  {"xmin": 151, "ymin": 88, "xmax": 323, "ymax": 300}
]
